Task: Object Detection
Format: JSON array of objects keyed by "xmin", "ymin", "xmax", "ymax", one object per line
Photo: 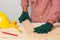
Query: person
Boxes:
[{"xmin": 18, "ymin": 0, "xmax": 60, "ymax": 33}]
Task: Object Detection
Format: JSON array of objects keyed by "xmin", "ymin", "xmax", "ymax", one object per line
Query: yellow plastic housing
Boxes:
[{"xmin": 0, "ymin": 12, "xmax": 12, "ymax": 28}]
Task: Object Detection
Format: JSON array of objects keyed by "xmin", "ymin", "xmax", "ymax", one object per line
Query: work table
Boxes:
[{"xmin": 0, "ymin": 22, "xmax": 60, "ymax": 40}]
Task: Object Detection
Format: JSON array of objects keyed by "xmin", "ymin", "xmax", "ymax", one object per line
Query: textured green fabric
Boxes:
[
  {"xmin": 34, "ymin": 22, "xmax": 53, "ymax": 34},
  {"xmin": 18, "ymin": 12, "xmax": 31, "ymax": 23}
]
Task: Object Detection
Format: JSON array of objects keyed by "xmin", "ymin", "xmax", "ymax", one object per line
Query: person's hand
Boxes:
[
  {"xmin": 34, "ymin": 22, "xmax": 53, "ymax": 34},
  {"xmin": 18, "ymin": 12, "xmax": 31, "ymax": 23}
]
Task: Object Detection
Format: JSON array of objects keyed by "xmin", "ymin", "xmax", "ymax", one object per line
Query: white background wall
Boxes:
[{"xmin": 0, "ymin": 0, "xmax": 22, "ymax": 22}]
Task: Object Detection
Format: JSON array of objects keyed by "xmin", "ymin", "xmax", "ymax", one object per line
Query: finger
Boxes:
[
  {"xmin": 37, "ymin": 28, "xmax": 43, "ymax": 33},
  {"xmin": 44, "ymin": 30, "xmax": 49, "ymax": 34},
  {"xmin": 40, "ymin": 29, "xmax": 46, "ymax": 34},
  {"xmin": 34, "ymin": 27, "xmax": 40, "ymax": 32}
]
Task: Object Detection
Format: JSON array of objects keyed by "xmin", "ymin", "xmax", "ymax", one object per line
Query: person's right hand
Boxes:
[{"xmin": 18, "ymin": 12, "xmax": 31, "ymax": 23}]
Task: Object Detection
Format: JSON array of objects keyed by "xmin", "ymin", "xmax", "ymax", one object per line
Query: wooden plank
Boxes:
[{"xmin": 22, "ymin": 19, "xmax": 34, "ymax": 34}]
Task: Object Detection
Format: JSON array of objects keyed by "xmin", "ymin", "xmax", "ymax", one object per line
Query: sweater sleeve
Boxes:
[
  {"xmin": 47, "ymin": 0, "xmax": 60, "ymax": 22},
  {"xmin": 21, "ymin": 0, "xmax": 29, "ymax": 7}
]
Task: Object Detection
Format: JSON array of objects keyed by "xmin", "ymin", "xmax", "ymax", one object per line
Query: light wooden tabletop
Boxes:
[{"xmin": 0, "ymin": 23, "xmax": 60, "ymax": 40}]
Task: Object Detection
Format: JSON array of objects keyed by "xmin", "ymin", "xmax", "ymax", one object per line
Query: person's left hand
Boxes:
[{"xmin": 34, "ymin": 22, "xmax": 53, "ymax": 34}]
